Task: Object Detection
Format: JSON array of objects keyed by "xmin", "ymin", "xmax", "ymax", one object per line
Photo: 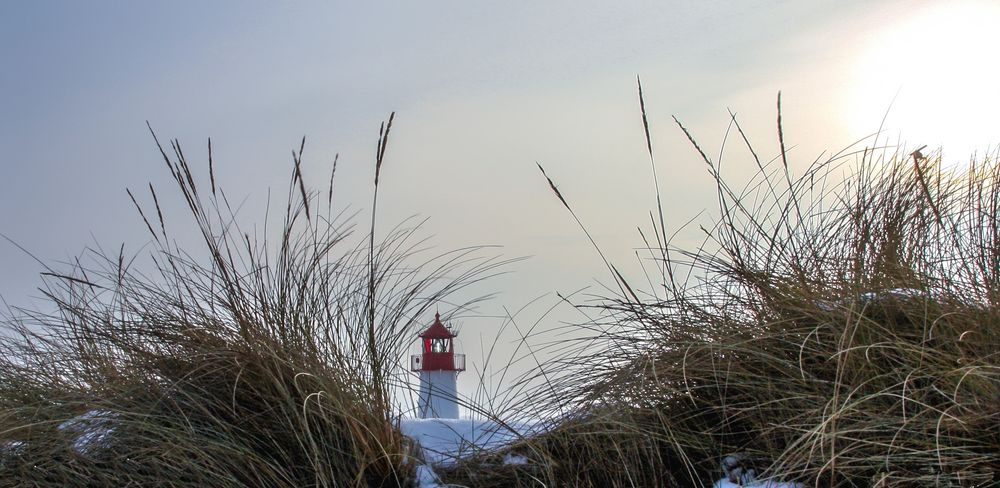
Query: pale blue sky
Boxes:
[{"xmin": 3, "ymin": 1, "xmax": 999, "ymax": 405}]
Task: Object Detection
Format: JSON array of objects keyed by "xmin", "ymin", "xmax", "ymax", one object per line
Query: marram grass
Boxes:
[
  {"xmin": 0, "ymin": 122, "xmax": 506, "ymax": 487},
  {"xmin": 445, "ymin": 100, "xmax": 1000, "ymax": 487}
]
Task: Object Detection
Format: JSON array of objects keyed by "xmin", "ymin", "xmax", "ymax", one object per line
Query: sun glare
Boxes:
[{"xmin": 849, "ymin": 1, "xmax": 1000, "ymax": 165}]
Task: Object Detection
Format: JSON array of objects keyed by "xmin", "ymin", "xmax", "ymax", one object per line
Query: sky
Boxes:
[{"xmin": 3, "ymin": 0, "xmax": 1000, "ymax": 413}]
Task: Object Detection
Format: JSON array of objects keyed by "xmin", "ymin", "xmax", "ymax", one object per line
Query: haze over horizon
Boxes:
[{"xmin": 3, "ymin": 1, "xmax": 1000, "ymax": 405}]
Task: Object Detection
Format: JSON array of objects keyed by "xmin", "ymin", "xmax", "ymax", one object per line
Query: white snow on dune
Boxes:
[
  {"xmin": 502, "ymin": 453, "xmax": 528, "ymax": 465},
  {"xmin": 400, "ymin": 418, "xmax": 535, "ymax": 465},
  {"xmin": 414, "ymin": 464, "xmax": 443, "ymax": 488},
  {"xmin": 714, "ymin": 479, "xmax": 802, "ymax": 488},
  {"xmin": 401, "ymin": 419, "xmax": 802, "ymax": 487},
  {"xmin": 57, "ymin": 409, "xmax": 117, "ymax": 455}
]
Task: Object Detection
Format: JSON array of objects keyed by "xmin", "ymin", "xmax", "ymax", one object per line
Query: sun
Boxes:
[{"xmin": 847, "ymin": 1, "xmax": 1000, "ymax": 165}]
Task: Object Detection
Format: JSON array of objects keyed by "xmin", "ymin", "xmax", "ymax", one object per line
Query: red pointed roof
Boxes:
[{"xmin": 418, "ymin": 312, "xmax": 456, "ymax": 339}]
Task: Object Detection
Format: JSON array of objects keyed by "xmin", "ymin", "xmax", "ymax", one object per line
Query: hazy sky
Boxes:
[{"xmin": 3, "ymin": 1, "xmax": 1000, "ymax": 407}]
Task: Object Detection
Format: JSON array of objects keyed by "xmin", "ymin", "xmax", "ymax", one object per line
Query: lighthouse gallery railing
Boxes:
[{"xmin": 410, "ymin": 354, "xmax": 465, "ymax": 372}]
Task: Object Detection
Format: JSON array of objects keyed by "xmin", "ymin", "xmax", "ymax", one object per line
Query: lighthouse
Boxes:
[{"xmin": 411, "ymin": 312, "xmax": 465, "ymax": 418}]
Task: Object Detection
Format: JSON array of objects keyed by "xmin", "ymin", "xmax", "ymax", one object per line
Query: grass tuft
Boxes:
[
  {"xmin": 0, "ymin": 120, "xmax": 506, "ymax": 487},
  {"xmin": 446, "ymin": 101, "xmax": 1000, "ymax": 487}
]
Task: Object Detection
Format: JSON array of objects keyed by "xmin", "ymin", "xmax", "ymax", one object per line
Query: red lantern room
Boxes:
[{"xmin": 411, "ymin": 312, "xmax": 466, "ymax": 372}]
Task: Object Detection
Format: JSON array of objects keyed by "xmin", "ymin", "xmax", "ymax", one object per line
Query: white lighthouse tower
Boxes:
[{"xmin": 411, "ymin": 313, "xmax": 465, "ymax": 418}]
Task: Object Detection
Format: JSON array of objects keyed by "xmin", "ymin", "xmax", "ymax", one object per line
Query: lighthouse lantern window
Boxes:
[{"xmin": 430, "ymin": 338, "xmax": 448, "ymax": 353}]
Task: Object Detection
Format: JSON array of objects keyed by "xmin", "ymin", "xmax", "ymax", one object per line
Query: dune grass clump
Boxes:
[
  {"xmin": 564, "ymin": 150, "xmax": 1000, "ymax": 487},
  {"xmin": 0, "ymin": 123, "xmax": 501, "ymax": 486},
  {"xmin": 446, "ymin": 103, "xmax": 1000, "ymax": 486}
]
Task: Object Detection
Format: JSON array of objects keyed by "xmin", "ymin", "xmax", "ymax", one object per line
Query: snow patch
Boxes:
[
  {"xmin": 716, "ymin": 454, "xmax": 801, "ymax": 488},
  {"xmin": 714, "ymin": 479, "xmax": 802, "ymax": 488},
  {"xmin": 502, "ymin": 453, "xmax": 528, "ymax": 465},
  {"xmin": 57, "ymin": 409, "xmax": 117, "ymax": 455},
  {"xmin": 400, "ymin": 418, "xmax": 536, "ymax": 465},
  {"xmin": 414, "ymin": 464, "xmax": 442, "ymax": 488},
  {"xmin": 0, "ymin": 441, "xmax": 26, "ymax": 453},
  {"xmin": 859, "ymin": 288, "xmax": 924, "ymax": 301}
]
